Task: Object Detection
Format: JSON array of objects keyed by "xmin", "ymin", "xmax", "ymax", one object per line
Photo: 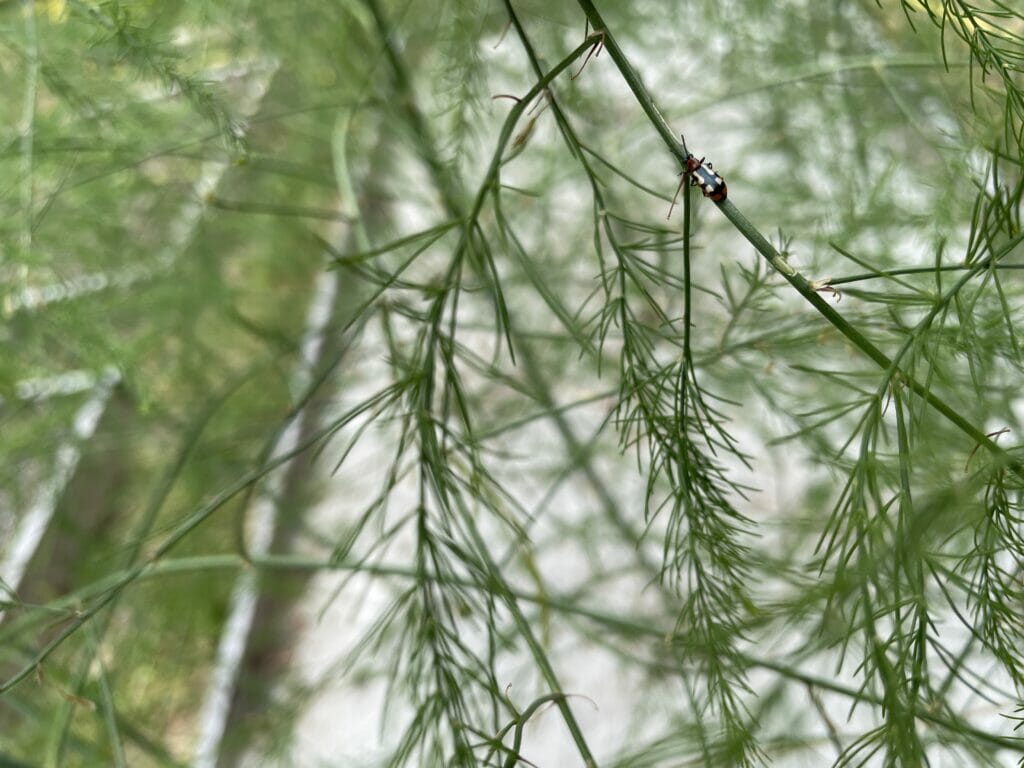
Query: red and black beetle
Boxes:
[
  {"xmin": 684, "ymin": 152, "xmax": 727, "ymax": 202},
  {"xmin": 667, "ymin": 136, "xmax": 727, "ymax": 219}
]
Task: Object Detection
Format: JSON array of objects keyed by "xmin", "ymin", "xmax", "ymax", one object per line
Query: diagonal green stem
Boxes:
[
  {"xmin": 364, "ymin": 1, "xmax": 600, "ymax": 761},
  {"xmin": 720, "ymin": 203, "xmax": 1024, "ymax": 469},
  {"xmin": 35, "ymin": 552, "xmax": 1024, "ymax": 755},
  {"xmin": 574, "ymin": 0, "xmax": 1023, "ymax": 475}
]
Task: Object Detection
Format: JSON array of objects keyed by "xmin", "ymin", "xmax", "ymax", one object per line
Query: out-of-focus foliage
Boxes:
[{"xmin": 2, "ymin": 1, "xmax": 1024, "ymax": 766}]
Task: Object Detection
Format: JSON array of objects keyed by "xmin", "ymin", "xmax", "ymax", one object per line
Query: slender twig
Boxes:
[
  {"xmin": 573, "ymin": 0, "xmax": 1023, "ymax": 476},
  {"xmin": 363, "ymin": 1, "xmax": 603, "ymax": 761},
  {"xmin": 18, "ymin": 0, "xmax": 38, "ymax": 256},
  {"xmin": 29, "ymin": 551, "xmax": 1024, "ymax": 755}
]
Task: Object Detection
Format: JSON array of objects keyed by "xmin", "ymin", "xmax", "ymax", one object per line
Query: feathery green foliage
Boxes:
[{"xmin": 2, "ymin": 1, "xmax": 1024, "ymax": 766}]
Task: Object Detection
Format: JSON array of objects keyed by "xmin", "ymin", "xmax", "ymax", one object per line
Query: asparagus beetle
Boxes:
[
  {"xmin": 667, "ymin": 136, "xmax": 727, "ymax": 219},
  {"xmin": 684, "ymin": 153, "xmax": 727, "ymax": 202}
]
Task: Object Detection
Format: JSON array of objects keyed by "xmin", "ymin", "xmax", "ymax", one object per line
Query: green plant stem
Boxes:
[
  {"xmin": 19, "ymin": 0, "xmax": 37, "ymax": 255},
  {"xmin": 574, "ymin": 0, "xmax": 1022, "ymax": 475},
  {"xmin": 723, "ymin": 204, "xmax": 1024, "ymax": 461},
  {"xmin": 364, "ymin": 2, "xmax": 600, "ymax": 762},
  {"xmin": 573, "ymin": 1, "xmax": 682, "ymax": 163},
  {"xmin": 29, "ymin": 551, "xmax": 1021, "ymax": 756},
  {"xmin": 0, "ymin": 383, "xmax": 403, "ymax": 695},
  {"xmin": 501, "ymin": 0, "xmax": 665, "ymax": 572},
  {"xmin": 828, "ymin": 262, "xmax": 1024, "ymax": 286}
]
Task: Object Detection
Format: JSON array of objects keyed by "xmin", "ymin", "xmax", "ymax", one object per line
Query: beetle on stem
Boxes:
[{"xmin": 667, "ymin": 135, "xmax": 727, "ymax": 219}]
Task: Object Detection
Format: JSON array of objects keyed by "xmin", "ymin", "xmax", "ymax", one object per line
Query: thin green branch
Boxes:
[
  {"xmin": 0, "ymin": 384, "xmax": 405, "ymax": 695},
  {"xmin": 574, "ymin": 0, "xmax": 1024, "ymax": 476},
  {"xmin": 360, "ymin": 2, "xmax": 605, "ymax": 762},
  {"xmin": 28, "ymin": 551, "xmax": 1024, "ymax": 755},
  {"xmin": 828, "ymin": 262, "xmax": 1024, "ymax": 287},
  {"xmin": 18, "ymin": 0, "xmax": 38, "ymax": 256}
]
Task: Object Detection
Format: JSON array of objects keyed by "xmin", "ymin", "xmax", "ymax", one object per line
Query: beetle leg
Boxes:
[
  {"xmin": 667, "ymin": 172, "xmax": 686, "ymax": 220},
  {"xmin": 570, "ymin": 29, "xmax": 605, "ymax": 80}
]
